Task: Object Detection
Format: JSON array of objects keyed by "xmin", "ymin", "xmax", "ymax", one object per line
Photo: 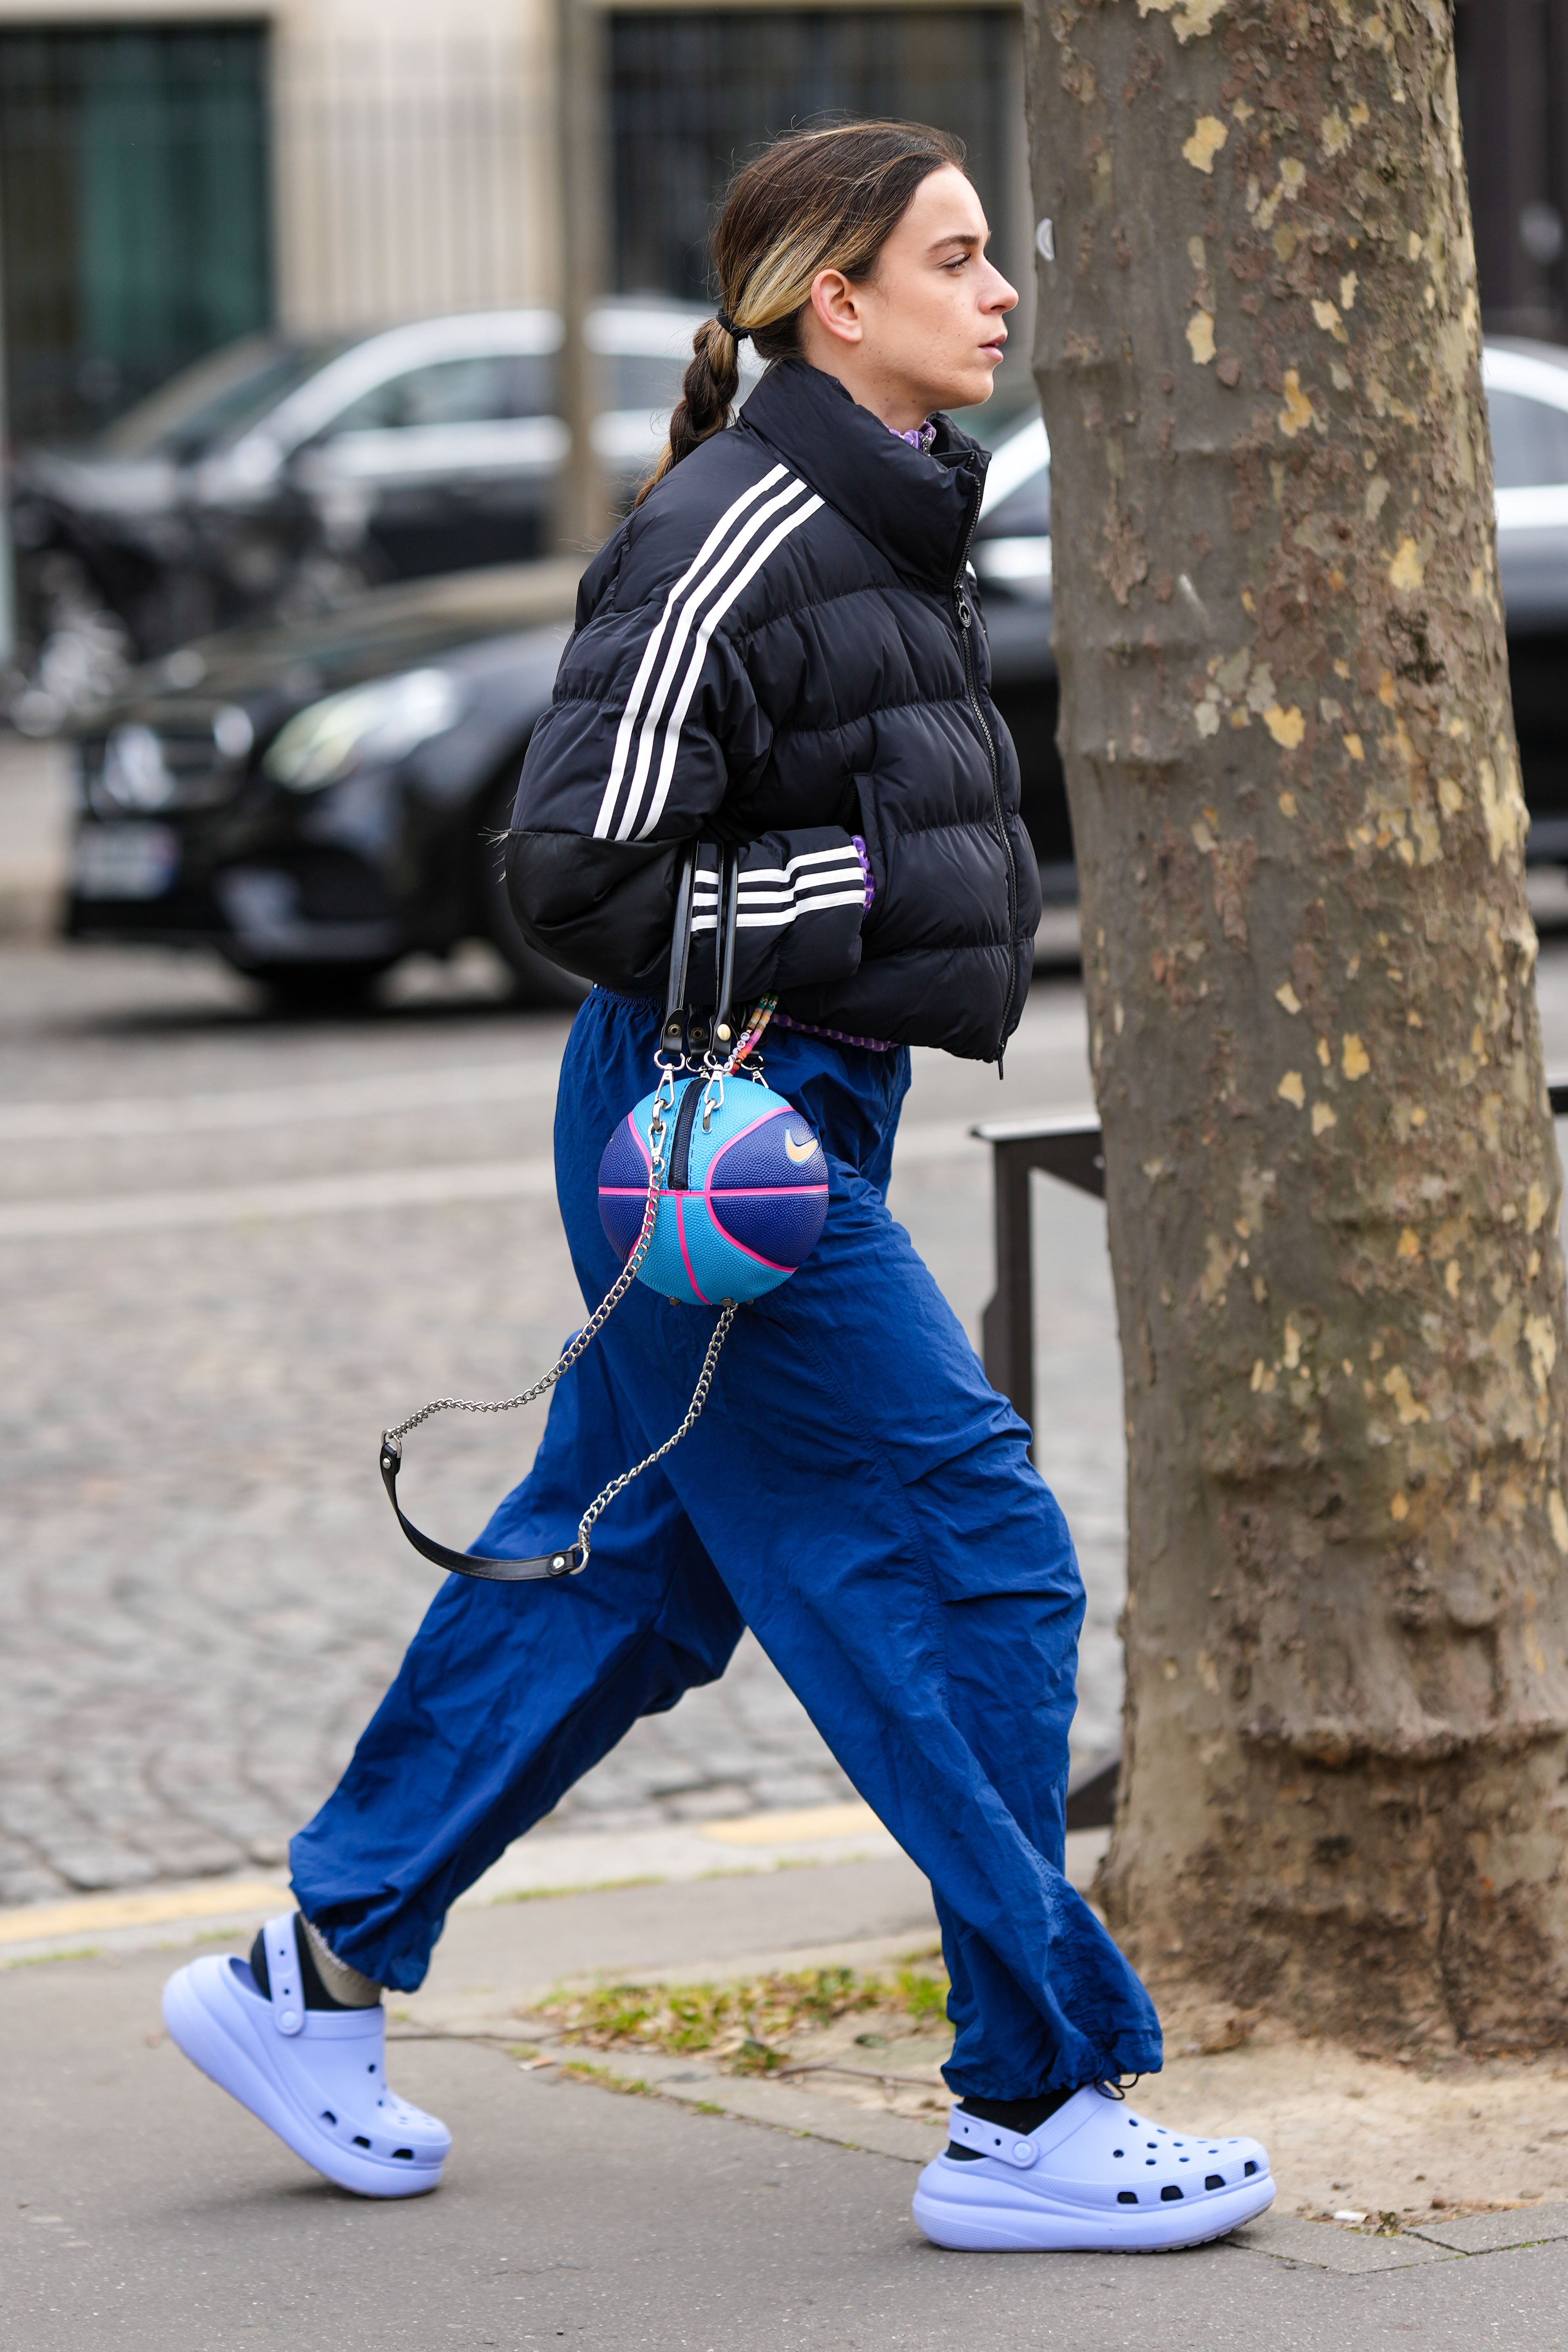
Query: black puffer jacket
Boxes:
[{"xmin": 506, "ymin": 357, "xmax": 1041, "ymax": 1060}]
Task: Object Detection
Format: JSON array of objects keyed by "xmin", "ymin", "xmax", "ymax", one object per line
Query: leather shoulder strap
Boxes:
[
  {"xmin": 661, "ymin": 840, "xmax": 699, "ymax": 1057},
  {"xmin": 378, "ymin": 1439, "xmax": 583, "ymax": 1581}
]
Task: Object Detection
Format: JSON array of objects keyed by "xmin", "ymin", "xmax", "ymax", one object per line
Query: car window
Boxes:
[
  {"xmin": 95, "ymin": 338, "xmax": 342, "ymax": 460},
  {"xmin": 980, "ymin": 468, "xmax": 1050, "ymax": 538},
  {"xmin": 1487, "ymin": 387, "xmax": 1568, "ymax": 490},
  {"xmin": 322, "ymin": 353, "xmax": 555, "ymax": 437},
  {"xmin": 600, "ymin": 351, "xmax": 688, "ymax": 414},
  {"xmin": 950, "ymin": 384, "xmax": 1042, "ymax": 451}
]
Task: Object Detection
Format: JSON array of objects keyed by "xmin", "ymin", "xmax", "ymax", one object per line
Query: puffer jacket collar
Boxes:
[{"xmin": 739, "ymin": 357, "xmax": 988, "ymax": 589}]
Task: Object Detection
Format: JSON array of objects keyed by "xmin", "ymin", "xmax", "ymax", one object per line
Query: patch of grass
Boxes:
[
  {"xmin": 560, "ymin": 2061, "xmax": 654, "ymax": 2096},
  {"xmin": 2, "ymin": 1946, "xmax": 103, "ymax": 1969},
  {"xmin": 495, "ymin": 1875, "xmax": 662, "ymax": 1904},
  {"xmin": 894, "ymin": 1967, "xmax": 950, "ymax": 2026},
  {"xmin": 531, "ymin": 1959, "xmax": 950, "ymax": 2071},
  {"xmin": 733, "ymin": 2035, "xmax": 787, "ymax": 2075}
]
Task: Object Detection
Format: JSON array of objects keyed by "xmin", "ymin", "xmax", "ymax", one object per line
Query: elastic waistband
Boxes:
[
  {"xmin": 592, "ymin": 988, "xmax": 894, "ymax": 1056},
  {"xmin": 594, "ymin": 988, "xmax": 664, "ymax": 1017}
]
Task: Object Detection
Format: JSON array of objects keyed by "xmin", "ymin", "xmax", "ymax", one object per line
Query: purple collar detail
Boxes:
[{"xmin": 888, "ymin": 417, "xmax": 937, "ymax": 454}]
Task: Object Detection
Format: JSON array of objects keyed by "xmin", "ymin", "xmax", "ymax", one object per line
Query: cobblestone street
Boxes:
[
  {"xmin": 12, "ymin": 927, "xmax": 1567, "ymax": 1907},
  {"xmin": 0, "ymin": 931, "xmax": 1130, "ymax": 1903}
]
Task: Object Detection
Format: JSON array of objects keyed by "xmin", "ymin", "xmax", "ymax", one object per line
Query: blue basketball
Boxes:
[{"xmin": 598, "ymin": 1075, "xmax": 829, "ymax": 1304}]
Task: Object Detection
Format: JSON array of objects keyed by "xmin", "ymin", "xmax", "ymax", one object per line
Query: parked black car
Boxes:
[
  {"xmin": 62, "ymin": 339, "xmax": 1568, "ymax": 1006},
  {"xmin": 14, "ymin": 300, "xmax": 751, "ymax": 733},
  {"xmin": 65, "ymin": 560, "xmax": 586, "ymax": 1007}
]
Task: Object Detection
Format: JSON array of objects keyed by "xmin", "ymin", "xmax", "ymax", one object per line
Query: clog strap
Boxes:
[
  {"xmin": 261, "ymin": 1911, "xmax": 306, "ymax": 2037},
  {"xmin": 946, "ymin": 2107, "xmax": 1039, "ymax": 2168}
]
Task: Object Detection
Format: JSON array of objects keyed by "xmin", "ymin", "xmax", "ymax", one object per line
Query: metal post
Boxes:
[
  {"xmin": 976, "ymin": 1113, "xmax": 1108, "ymax": 1454},
  {"xmin": 980, "ymin": 1140, "xmax": 1036, "ymax": 1440},
  {"xmin": 555, "ymin": 0, "xmax": 612, "ymax": 557}
]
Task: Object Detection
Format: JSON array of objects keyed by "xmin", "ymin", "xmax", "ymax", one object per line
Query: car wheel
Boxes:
[
  {"xmin": 477, "ymin": 781, "xmax": 590, "ymax": 1009},
  {"xmin": 251, "ymin": 960, "xmax": 395, "ymax": 1017}
]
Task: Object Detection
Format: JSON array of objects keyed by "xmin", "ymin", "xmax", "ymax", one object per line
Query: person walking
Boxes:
[{"xmin": 164, "ymin": 121, "xmax": 1273, "ymax": 2253}]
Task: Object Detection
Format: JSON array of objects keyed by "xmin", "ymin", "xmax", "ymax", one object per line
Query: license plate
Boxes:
[{"xmin": 73, "ymin": 823, "xmax": 180, "ymax": 900}]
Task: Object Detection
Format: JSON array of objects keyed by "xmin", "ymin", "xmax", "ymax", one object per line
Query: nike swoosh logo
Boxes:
[{"xmin": 783, "ymin": 1128, "xmax": 819, "ymax": 1165}]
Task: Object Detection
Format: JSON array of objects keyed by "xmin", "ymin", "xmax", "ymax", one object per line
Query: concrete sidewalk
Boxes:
[
  {"xmin": 10, "ymin": 1857, "xmax": 1568, "ymax": 2351},
  {"xmin": 0, "ymin": 735, "xmax": 69, "ymax": 937}
]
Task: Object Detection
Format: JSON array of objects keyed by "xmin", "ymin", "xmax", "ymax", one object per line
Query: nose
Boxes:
[{"xmin": 983, "ymin": 259, "xmax": 1019, "ymax": 315}]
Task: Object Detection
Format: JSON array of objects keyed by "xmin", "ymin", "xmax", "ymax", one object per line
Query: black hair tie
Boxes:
[{"xmin": 714, "ymin": 310, "xmax": 747, "ymax": 343}]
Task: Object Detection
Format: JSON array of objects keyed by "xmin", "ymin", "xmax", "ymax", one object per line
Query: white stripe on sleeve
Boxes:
[
  {"xmin": 636, "ymin": 495, "xmax": 825, "ymax": 840},
  {"xmin": 613, "ymin": 476, "xmax": 812, "ymax": 842},
  {"xmin": 591, "ymin": 466, "xmax": 787, "ymax": 841},
  {"xmin": 735, "ymin": 888, "xmax": 869, "ymax": 930}
]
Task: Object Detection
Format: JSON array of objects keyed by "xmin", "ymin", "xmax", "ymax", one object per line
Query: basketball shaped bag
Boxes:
[
  {"xmin": 380, "ymin": 841, "xmax": 827, "ymax": 1579},
  {"xmin": 599, "ymin": 1077, "xmax": 827, "ymax": 1305}
]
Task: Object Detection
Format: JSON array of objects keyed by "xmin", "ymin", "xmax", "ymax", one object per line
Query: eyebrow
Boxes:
[{"xmin": 926, "ymin": 230, "xmax": 987, "ymax": 256}]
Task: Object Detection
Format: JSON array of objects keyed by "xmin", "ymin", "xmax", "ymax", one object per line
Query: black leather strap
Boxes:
[
  {"xmin": 661, "ymin": 839, "xmax": 742, "ymax": 1061},
  {"xmin": 379, "ymin": 1438, "xmax": 583, "ymax": 1582},
  {"xmin": 712, "ymin": 848, "xmax": 741, "ymax": 1056},
  {"xmin": 661, "ymin": 841, "xmax": 699, "ymax": 1057}
]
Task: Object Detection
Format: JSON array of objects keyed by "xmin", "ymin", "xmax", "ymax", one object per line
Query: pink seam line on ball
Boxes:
[
  {"xmin": 674, "ymin": 1191, "xmax": 710, "ymax": 1303},
  {"xmin": 704, "ymin": 1104, "xmax": 801, "ymax": 1180},
  {"xmin": 703, "ymin": 1216, "xmax": 793, "ymax": 1275},
  {"xmin": 603, "ymin": 1184, "xmax": 827, "ymax": 1199},
  {"xmin": 704, "ymin": 1185, "xmax": 828, "ymax": 1199}
]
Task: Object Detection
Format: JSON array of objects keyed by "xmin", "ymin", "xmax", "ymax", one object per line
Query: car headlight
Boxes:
[
  {"xmin": 100, "ymin": 722, "xmax": 174, "ymax": 809},
  {"xmin": 263, "ymin": 669, "xmax": 464, "ymax": 792}
]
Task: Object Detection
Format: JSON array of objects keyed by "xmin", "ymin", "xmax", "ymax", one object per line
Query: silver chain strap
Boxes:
[
  {"xmin": 382, "ymin": 1098, "xmax": 670, "ymax": 1451},
  {"xmin": 574, "ymin": 1300, "xmax": 738, "ymax": 1559},
  {"xmin": 381, "ymin": 1069, "xmax": 743, "ymax": 1567}
]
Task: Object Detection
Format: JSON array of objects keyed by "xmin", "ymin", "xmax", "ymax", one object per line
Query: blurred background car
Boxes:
[
  {"xmin": 62, "ymin": 557, "xmax": 585, "ymax": 1009},
  {"xmin": 10, "ymin": 298, "xmax": 760, "ymax": 733}
]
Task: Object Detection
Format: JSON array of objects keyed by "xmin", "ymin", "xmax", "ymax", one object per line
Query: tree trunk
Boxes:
[{"xmin": 1023, "ymin": 0, "xmax": 1568, "ymax": 2050}]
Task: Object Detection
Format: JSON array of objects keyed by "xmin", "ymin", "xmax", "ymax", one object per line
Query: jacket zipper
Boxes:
[{"xmin": 952, "ymin": 496, "xmax": 1018, "ymax": 1070}]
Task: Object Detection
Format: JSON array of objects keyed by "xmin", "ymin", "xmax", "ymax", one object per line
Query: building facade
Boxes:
[{"xmin": 0, "ymin": 0, "xmax": 1560, "ymax": 448}]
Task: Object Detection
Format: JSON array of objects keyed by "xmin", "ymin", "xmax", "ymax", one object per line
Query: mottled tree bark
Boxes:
[{"xmin": 1023, "ymin": 0, "xmax": 1568, "ymax": 2048}]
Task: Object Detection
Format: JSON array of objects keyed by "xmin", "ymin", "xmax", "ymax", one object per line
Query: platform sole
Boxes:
[
  {"xmin": 911, "ymin": 2174, "xmax": 1275, "ymax": 2253},
  {"xmin": 162, "ymin": 1965, "xmax": 443, "ymax": 2199}
]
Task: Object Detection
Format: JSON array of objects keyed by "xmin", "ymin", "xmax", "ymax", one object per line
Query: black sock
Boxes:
[
  {"xmin": 247, "ymin": 1915, "xmax": 357, "ymax": 2012},
  {"xmin": 947, "ymin": 2088, "xmax": 1079, "ymax": 2159}
]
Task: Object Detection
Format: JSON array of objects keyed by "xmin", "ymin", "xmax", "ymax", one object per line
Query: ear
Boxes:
[{"xmin": 808, "ymin": 268, "xmax": 865, "ymax": 348}]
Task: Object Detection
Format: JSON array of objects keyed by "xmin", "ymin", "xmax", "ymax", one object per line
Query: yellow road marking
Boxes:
[
  {"xmin": 0, "ymin": 1880, "xmax": 287, "ymax": 1946},
  {"xmin": 700, "ymin": 1802, "xmax": 881, "ymax": 1847}
]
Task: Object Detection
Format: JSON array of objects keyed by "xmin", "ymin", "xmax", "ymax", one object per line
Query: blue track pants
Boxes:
[{"xmin": 291, "ymin": 991, "xmax": 1162, "ymax": 2097}]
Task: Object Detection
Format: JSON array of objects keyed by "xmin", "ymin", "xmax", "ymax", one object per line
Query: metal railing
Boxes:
[
  {"xmin": 974, "ymin": 1112, "xmax": 1105, "ymax": 1440},
  {"xmin": 973, "ymin": 1075, "xmax": 1568, "ymax": 1832}
]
